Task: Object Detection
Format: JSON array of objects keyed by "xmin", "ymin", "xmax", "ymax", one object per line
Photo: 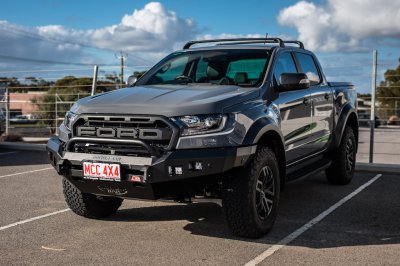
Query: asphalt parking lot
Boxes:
[{"xmin": 0, "ymin": 148, "xmax": 399, "ymax": 265}]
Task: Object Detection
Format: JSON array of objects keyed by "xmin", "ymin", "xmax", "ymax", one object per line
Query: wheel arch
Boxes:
[
  {"xmin": 329, "ymin": 104, "xmax": 359, "ymax": 152},
  {"xmin": 256, "ymin": 130, "xmax": 286, "ymax": 191},
  {"xmin": 346, "ymin": 112, "xmax": 359, "ymax": 150},
  {"xmin": 243, "ymin": 118, "xmax": 286, "ymax": 191}
]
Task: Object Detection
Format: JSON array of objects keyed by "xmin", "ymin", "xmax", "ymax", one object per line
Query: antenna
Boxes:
[{"xmin": 264, "ymin": 33, "xmax": 268, "ymax": 45}]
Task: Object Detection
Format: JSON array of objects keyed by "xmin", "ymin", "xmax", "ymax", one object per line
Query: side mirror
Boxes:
[
  {"xmin": 127, "ymin": 75, "xmax": 139, "ymax": 87},
  {"xmin": 277, "ymin": 73, "xmax": 310, "ymax": 92}
]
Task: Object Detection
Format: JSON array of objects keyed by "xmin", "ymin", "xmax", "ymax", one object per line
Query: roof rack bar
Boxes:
[
  {"xmin": 216, "ymin": 40, "xmax": 282, "ymax": 46},
  {"xmin": 183, "ymin": 38, "xmax": 285, "ymax": 49},
  {"xmin": 217, "ymin": 40, "xmax": 305, "ymax": 49},
  {"xmin": 283, "ymin": 41, "xmax": 304, "ymax": 49}
]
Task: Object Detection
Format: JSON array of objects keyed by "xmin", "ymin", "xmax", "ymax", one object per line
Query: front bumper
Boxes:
[{"xmin": 47, "ymin": 136, "xmax": 256, "ymax": 200}]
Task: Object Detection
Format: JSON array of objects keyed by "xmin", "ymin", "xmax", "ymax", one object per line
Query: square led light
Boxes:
[
  {"xmin": 174, "ymin": 167, "xmax": 183, "ymax": 175},
  {"xmin": 194, "ymin": 162, "xmax": 203, "ymax": 171}
]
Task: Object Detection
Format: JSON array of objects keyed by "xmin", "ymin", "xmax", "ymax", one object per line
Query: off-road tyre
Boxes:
[
  {"xmin": 222, "ymin": 146, "xmax": 280, "ymax": 238},
  {"xmin": 325, "ymin": 126, "xmax": 356, "ymax": 185},
  {"xmin": 62, "ymin": 177, "xmax": 123, "ymax": 218}
]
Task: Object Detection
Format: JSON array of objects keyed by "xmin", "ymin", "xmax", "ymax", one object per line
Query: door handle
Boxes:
[{"xmin": 303, "ymin": 98, "xmax": 310, "ymax": 106}]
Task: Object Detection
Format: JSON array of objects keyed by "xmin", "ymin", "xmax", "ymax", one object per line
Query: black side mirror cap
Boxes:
[{"xmin": 277, "ymin": 73, "xmax": 310, "ymax": 92}]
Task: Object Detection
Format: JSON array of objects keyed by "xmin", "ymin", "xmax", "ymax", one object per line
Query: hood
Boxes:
[{"xmin": 73, "ymin": 84, "xmax": 259, "ymax": 116}]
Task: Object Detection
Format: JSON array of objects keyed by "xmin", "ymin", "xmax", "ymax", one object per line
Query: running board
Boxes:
[
  {"xmin": 157, "ymin": 197, "xmax": 222, "ymax": 207},
  {"xmin": 286, "ymin": 158, "xmax": 331, "ymax": 182}
]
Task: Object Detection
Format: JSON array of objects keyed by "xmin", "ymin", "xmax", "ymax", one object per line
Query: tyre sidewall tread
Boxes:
[
  {"xmin": 222, "ymin": 146, "xmax": 280, "ymax": 238},
  {"xmin": 326, "ymin": 127, "xmax": 356, "ymax": 185},
  {"xmin": 62, "ymin": 178, "xmax": 123, "ymax": 219}
]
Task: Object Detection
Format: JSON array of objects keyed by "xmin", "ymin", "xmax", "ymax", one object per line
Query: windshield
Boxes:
[{"xmin": 136, "ymin": 49, "xmax": 271, "ymax": 87}]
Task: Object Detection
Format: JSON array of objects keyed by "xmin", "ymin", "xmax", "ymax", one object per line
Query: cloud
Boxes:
[
  {"xmin": 0, "ymin": 21, "xmax": 84, "ymax": 63},
  {"xmin": 278, "ymin": 0, "xmax": 400, "ymax": 52},
  {"xmin": 90, "ymin": 2, "xmax": 198, "ymax": 53},
  {"xmin": 0, "ymin": 2, "xmax": 199, "ymax": 68}
]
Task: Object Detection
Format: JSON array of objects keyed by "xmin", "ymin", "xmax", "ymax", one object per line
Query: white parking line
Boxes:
[
  {"xmin": 0, "ymin": 167, "xmax": 53, "ymax": 179},
  {"xmin": 244, "ymin": 174, "xmax": 383, "ymax": 266},
  {"xmin": 0, "ymin": 151, "xmax": 18, "ymax": 156},
  {"xmin": 0, "ymin": 209, "xmax": 70, "ymax": 231}
]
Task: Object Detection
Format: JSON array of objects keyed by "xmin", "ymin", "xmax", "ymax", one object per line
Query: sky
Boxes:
[{"xmin": 0, "ymin": 0, "xmax": 399, "ymax": 93}]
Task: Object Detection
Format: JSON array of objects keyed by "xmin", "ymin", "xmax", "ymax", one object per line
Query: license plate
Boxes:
[{"xmin": 83, "ymin": 162, "xmax": 121, "ymax": 181}]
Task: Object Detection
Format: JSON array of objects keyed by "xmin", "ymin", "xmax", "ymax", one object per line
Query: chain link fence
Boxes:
[
  {"xmin": 0, "ymin": 66, "xmax": 127, "ymax": 138},
  {"xmin": 0, "ymin": 55, "xmax": 399, "ymax": 165}
]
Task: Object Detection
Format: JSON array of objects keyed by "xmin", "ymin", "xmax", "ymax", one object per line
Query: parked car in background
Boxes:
[
  {"xmin": 10, "ymin": 115, "xmax": 30, "ymax": 124},
  {"xmin": 388, "ymin": 115, "xmax": 400, "ymax": 126},
  {"xmin": 358, "ymin": 112, "xmax": 380, "ymax": 128},
  {"xmin": 9, "ymin": 114, "xmax": 38, "ymax": 124}
]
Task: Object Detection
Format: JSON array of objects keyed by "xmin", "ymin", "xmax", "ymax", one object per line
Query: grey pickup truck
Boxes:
[{"xmin": 47, "ymin": 38, "xmax": 358, "ymax": 238}]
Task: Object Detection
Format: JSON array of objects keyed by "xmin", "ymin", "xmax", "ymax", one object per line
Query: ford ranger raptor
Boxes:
[{"xmin": 47, "ymin": 38, "xmax": 358, "ymax": 238}]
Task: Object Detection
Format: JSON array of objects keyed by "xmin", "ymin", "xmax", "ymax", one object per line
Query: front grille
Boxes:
[{"xmin": 71, "ymin": 115, "xmax": 177, "ymax": 157}]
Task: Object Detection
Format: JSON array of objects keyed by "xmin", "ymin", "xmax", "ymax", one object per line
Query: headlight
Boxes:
[
  {"xmin": 64, "ymin": 111, "xmax": 77, "ymax": 131},
  {"xmin": 172, "ymin": 114, "xmax": 227, "ymax": 136}
]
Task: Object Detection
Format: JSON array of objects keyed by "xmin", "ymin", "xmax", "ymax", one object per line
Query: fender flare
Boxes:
[
  {"xmin": 242, "ymin": 117, "xmax": 284, "ymax": 146},
  {"xmin": 243, "ymin": 117, "xmax": 286, "ymax": 190},
  {"xmin": 328, "ymin": 103, "xmax": 358, "ymax": 152}
]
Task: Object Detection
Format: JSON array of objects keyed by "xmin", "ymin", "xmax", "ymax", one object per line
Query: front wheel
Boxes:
[
  {"xmin": 62, "ymin": 178, "xmax": 123, "ymax": 218},
  {"xmin": 325, "ymin": 126, "xmax": 356, "ymax": 185},
  {"xmin": 222, "ymin": 146, "xmax": 280, "ymax": 238}
]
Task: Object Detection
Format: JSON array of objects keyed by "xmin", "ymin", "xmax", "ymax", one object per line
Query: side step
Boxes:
[{"xmin": 286, "ymin": 158, "xmax": 331, "ymax": 182}]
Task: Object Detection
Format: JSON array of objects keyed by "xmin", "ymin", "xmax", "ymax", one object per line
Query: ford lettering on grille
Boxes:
[{"xmin": 77, "ymin": 126, "xmax": 166, "ymax": 140}]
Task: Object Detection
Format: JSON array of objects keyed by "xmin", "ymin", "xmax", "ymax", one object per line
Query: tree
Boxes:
[
  {"xmin": 32, "ymin": 76, "xmax": 116, "ymax": 131},
  {"xmin": 105, "ymin": 72, "xmax": 121, "ymax": 84},
  {"xmin": 0, "ymin": 77, "xmax": 19, "ymax": 86},
  {"xmin": 133, "ymin": 71, "xmax": 147, "ymax": 76},
  {"xmin": 25, "ymin": 76, "xmax": 38, "ymax": 84},
  {"xmin": 0, "ymin": 76, "xmax": 54, "ymax": 92},
  {"xmin": 378, "ymin": 64, "xmax": 400, "ymax": 119}
]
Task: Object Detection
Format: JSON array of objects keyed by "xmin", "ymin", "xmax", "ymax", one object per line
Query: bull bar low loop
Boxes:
[{"xmin": 66, "ymin": 137, "xmax": 159, "ymax": 157}]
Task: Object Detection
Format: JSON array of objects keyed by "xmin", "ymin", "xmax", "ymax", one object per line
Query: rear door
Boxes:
[
  {"xmin": 273, "ymin": 52, "xmax": 314, "ymax": 164},
  {"xmin": 294, "ymin": 52, "xmax": 334, "ymax": 152}
]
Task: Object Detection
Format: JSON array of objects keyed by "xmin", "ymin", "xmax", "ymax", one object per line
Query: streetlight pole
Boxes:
[
  {"xmin": 369, "ymin": 50, "xmax": 378, "ymax": 163},
  {"xmin": 5, "ymin": 86, "xmax": 9, "ymax": 136}
]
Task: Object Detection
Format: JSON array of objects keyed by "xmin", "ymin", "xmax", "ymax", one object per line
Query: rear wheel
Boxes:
[
  {"xmin": 62, "ymin": 178, "xmax": 123, "ymax": 218},
  {"xmin": 325, "ymin": 127, "xmax": 356, "ymax": 185},
  {"xmin": 222, "ymin": 146, "xmax": 280, "ymax": 238}
]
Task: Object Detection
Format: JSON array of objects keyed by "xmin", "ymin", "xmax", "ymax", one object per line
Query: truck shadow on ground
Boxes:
[
  {"xmin": 0, "ymin": 149, "xmax": 49, "ymax": 167},
  {"xmin": 105, "ymin": 172, "xmax": 400, "ymax": 249}
]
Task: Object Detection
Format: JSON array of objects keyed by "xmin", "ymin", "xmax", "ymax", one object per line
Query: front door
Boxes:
[{"xmin": 273, "ymin": 52, "xmax": 314, "ymax": 164}]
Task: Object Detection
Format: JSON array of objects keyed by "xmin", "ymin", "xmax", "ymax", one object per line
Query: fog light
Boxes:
[
  {"xmin": 194, "ymin": 162, "xmax": 203, "ymax": 171},
  {"xmin": 174, "ymin": 167, "xmax": 183, "ymax": 175},
  {"xmin": 130, "ymin": 175, "xmax": 141, "ymax": 182}
]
